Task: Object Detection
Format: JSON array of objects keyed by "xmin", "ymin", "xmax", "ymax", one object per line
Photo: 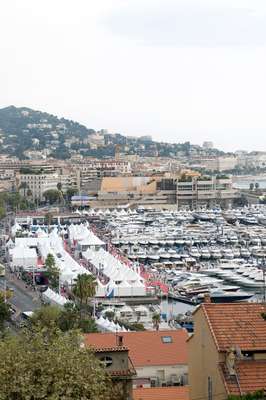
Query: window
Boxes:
[
  {"xmin": 161, "ymin": 336, "xmax": 172, "ymax": 343},
  {"xmin": 99, "ymin": 356, "xmax": 113, "ymax": 368}
]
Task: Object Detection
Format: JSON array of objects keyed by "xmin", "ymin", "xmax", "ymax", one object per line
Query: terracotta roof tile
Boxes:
[
  {"xmin": 93, "ymin": 346, "xmax": 128, "ymax": 352},
  {"xmin": 109, "ymin": 369, "xmax": 136, "ymax": 377},
  {"xmin": 85, "ymin": 330, "xmax": 188, "ymax": 367},
  {"xmin": 133, "ymin": 386, "xmax": 189, "ymax": 400},
  {"xmin": 220, "ymin": 360, "xmax": 266, "ymax": 395},
  {"xmin": 201, "ymin": 303, "xmax": 266, "ymax": 351}
]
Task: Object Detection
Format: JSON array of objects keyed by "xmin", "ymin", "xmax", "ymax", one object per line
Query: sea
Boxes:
[{"xmin": 233, "ymin": 175, "xmax": 266, "ymax": 190}]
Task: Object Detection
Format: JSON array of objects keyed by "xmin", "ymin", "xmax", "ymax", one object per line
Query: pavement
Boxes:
[{"xmin": 0, "ymin": 274, "xmax": 41, "ymax": 313}]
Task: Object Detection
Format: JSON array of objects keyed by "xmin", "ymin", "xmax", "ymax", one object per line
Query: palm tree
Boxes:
[
  {"xmin": 72, "ymin": 274, "xmax": 97, "ymax": 318},
  {"xmin": 249, "ymin": 182, "xmax": 254, "ymax": 191},
  {"xmin": 44, "ymin": 212, "xmax": 53, "ymax": 233},
  {"xmin": 152, "ymin": 313, "xmax": 161, "ymax": 331},
  {"xmin": 19, "ymin": 182, "xmax": 28, "ymax": 197},
  {"xmin": 26, "ymin": 188, "xmax": 32, "ymax": 198},
  {"xmin": 45, "ymin": 253, "xmax": 60, "ymax": 291}
]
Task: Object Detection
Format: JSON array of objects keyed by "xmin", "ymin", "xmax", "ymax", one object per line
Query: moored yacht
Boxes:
[
  {"xmin": 201, "ymin": 248, "xmax": 211, "ymax": 259},
  {"xmin": 194, "ymin": 289, "xmax": 253, "ymax": 304},
  {"xmin": 210, "ymin": 248, "xmax": 222, "ymax": 259},
  {"xmin": 222, "ymin": 248, "xmax": 234, "ymax": 260}
]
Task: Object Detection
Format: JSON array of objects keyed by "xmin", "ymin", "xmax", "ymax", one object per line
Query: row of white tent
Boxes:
[
  {"xmin": 95, "ymin": 316, "xmax": 128, "ymax": 332},
  {"xmin": 74, "ymin": 208, "xmax": 137, "ymax": 217},
  {"xmin": 68, "ymin": 223, "xmax": 104, "ymax": 247},
  {"xmin": 9, "ymin": 223, "xmax": 146, "ymax": 298},
  {"xmin": 82, "ymin": 247, "xmax": 146, "ymax": 297},
  {"xmin": 40, "ymin": 288, "xmax": 129, "ymax": 332}
]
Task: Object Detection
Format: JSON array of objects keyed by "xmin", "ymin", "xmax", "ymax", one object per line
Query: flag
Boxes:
[
  {"xmin": 106, "ymin": 285, "xmax": 115, "ymax": 299},
  {"xmin": 107, "ymin": 288, "xmax": 114, "ymax": 299}
]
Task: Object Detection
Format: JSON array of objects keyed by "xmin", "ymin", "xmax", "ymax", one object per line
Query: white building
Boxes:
[
  {"xmin": 203, "ymin": 156, "xmax": 237, "ymax": 171},
  {"xmin": 18, "ymin": 173, "xmax": 59, "ymax": 201}
]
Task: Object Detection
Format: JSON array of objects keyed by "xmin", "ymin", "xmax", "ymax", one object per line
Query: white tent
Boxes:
[
  {"xmin": 11, "ymin": 246, "xmax": 37, "ymax": 269},
  {"xmin": 82, "ymin": 246, "xmax": 146, "ymax": 297},
  {"xmin": 6, "ymin": 238, "xmax": 14, "ymax": 248},
  {"xmin": 42, "ymin": 288, "xmax": 69, "ymax": 308}
]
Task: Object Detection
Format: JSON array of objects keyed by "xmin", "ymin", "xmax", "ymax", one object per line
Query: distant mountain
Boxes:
[
  {"xmin": 0, "ymin": 105, "xmax": 225, "ymax": 160},
  {"xmin": 0, "ymin": 106, "xmax": 95, "ymax": 159}
]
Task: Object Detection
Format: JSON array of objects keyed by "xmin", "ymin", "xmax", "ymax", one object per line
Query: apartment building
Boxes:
[
  {"xmin": 188, "ymin": 302, "xmax": 266, "ymax": 400},
  {"xmin": 200, "ymin": 156, "xmax": 238, "ymax": 172},
  {"xmin": 92, "ymin": 175, "xmax": 238, "ymax": 209},
  {"xmin": 86, "ymin": 330, "xmax": 188, "ymax": 389},
  {"xmin": 176, "ymin": 176, "xmax": 239, "ymax": 209},
  {"xmin": 75, "ymin": 159, "xmax": 131, "ymax": 191},
  {"xmin": 237, "ymin": 151, "xmax": 266, "ymax": 169},
  {"xmin": 17, "ymin": 173, "xmax": 59, "ymax": 201}
]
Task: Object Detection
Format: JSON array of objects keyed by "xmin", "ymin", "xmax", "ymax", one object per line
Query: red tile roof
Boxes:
[
  {"xmin": 93, "ymin": 346, "xmax": 128, "ymax": 352},
  {"xmin": 221, "ymin": 360, "xmax": 266, "ymax": 395},
  {"xmin": 201, "ymin": 303, "xmax": 266, "ymax": 351},
  {"xmin": 133, "ymin": 386, "xmax": 189, "ymax": 400},
  {"xmin": 85, "ymin": 330, "xmax": 188, "ymax": 367}
]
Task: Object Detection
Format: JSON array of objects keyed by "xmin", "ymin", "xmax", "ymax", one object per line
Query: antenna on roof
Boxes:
[
  {"xmin": 235, "ymin": 346, "xmax": 243, "ymax": 360},
  {"xmin": 226, "ymin": 347, "xmax": 236, "ymax": 376}
]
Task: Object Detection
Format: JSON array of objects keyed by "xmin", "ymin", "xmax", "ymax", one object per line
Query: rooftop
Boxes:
[
  {"xmin": 85, "ymin": 330, "xmax": 188, "ymax": 367},
  {"xmin": 221, "ymin": 360, "xmax": 266, "ymax": 395},
  {"xmin": 93, "ymin": 346, "xmax": 128, "ymax": 353},
  {"xmin": 133, "ymin": 386, "xmax": 189, "ymax": 400},
  {"xmin": 201, "ymin": 303, "xmax": 266, "ymax": 351}
]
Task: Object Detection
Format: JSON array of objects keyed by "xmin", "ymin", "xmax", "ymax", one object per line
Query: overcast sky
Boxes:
[{"xmin": 1, "ymin": 0, "xmax": 266, "ymax": 151}]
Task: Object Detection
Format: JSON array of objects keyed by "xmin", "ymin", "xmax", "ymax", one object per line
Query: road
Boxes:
[{"xmin": 0, "ymin": 277, "xmax": 41, "ymax": 313}]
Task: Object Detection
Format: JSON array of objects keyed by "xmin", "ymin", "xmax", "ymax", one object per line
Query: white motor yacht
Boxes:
[
  {"xmin": 222, "ymin": 248, "xmax": 234, "ymax": 260},
  {"xmin": 210, "ymin": 248, "xmax": 222, "ymax": 259},
  {"xmin": 168, "ymin": 249, "xmax": 181, "ymax": 260},
  {"xmin": 240, "ymin": 248, "xmax": 251, "ymax": 258},
  {"xmin": 201, "ymin": 248, "xmax": 211, "ymax": 259},
  {"xmin": 233, "ymin": 248, "xmax": 241, "ymax": 258},
  {"xmin": 189, "ymin": 247, "xmax": 201, "ymax": 258}
]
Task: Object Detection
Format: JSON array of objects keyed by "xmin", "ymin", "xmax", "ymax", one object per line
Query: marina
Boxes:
[{"xmin": 5, "ymin": 204, "xmax": 266, "ymax": 331}]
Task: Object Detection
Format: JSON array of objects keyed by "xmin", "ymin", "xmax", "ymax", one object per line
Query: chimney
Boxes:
[
  {"xmin": 203, "ymin": 293, "xmax": 211, "ymax": 303},
  {"xmin": 116, "ymin": 335, "xmax": 123, "ymax": 347}
]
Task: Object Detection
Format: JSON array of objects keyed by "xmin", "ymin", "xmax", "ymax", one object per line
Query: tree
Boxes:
[
  {"xmin": 66, "ymin": 187, "xmax": 78, "ymax": 202},
  {"xmin": 72, "ymin": 274, "xmax": 97, "ymax": 318},
  {"xmin": 32, "ymin": 304, "xmax": 98, "ymax": 334},
  {"xmin": 0, "ymin": 292, "xmax": 12, "ymax": 331},
  {"xmin": 45, "ymin": 253, "xmax": 60, "ymax": 291},
  {"xmin": 0, "ymin": 206, "xmax": 6, "ymax": 220},
  {"xmin": 43, "ymin": 189, "xmax": 60, "ymax": 204},
  {"xmin": 56, "ymin": 182, "xmax": 65, "ymax": 205},
  {"xmin": 152, "ymin": 313, "xmax": 161, "ymax": 331},
  {"xmin": 26, "ymin": 188, "xmax": 32, "ymax": 198},
  {"xmin": 19, "ymin": 182, "xmax": 28, "ymax": 197},
  {"xmin": 249, "ymin": 182, "xmax": 254, "ymax": 191},
  {"xmin": 0, "ymin": 327, "xmax": 113, "ymax": 399},
  {"xmin": 31, "ymin": 305, "xmax": 61, "ymax": 330},
  {"xmin": 104, "ymin": 311, "xmax": 115, "ymax": 320},
  {"xmin": 44, "ymin": 212, "xmax": 53, "ymax": 232}
]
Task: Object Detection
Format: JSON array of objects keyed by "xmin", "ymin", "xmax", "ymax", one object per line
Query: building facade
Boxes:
[{"xmin": 188, "ymin": 302, "xmax": 266, "ymax": 400}]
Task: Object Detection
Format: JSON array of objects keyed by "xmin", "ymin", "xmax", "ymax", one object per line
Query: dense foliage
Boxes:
[
  {"xmin": 0, "ymin": 105, "xmax": 226, "ymax": 160},
  {"xmin": 0, "ymin": 292, "xmax": 12, "ymax": 331},
  {"xmin": 228, "ymin": 390, "xmax": 265, "ymax": 400},
  {"xmin": 31, "ymin": 304, "xmax": 98, "ymax": 333},
  {"xmin": 44, "ymin": 254, "xmax": 60, "ymax": 290},
  {"xmin": 0, "ymin": 327, "xmax": 113, "ymax": 399},
  {"xmin": 0, "ymin": 106, "xmax": 94, "ymax": 159}
]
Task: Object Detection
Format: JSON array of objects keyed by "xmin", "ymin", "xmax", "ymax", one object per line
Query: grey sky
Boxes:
[{"xmin": 1, "ymin": 0, "xmax": 266, "ymax": 151}]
